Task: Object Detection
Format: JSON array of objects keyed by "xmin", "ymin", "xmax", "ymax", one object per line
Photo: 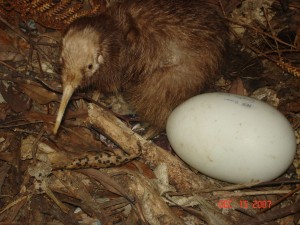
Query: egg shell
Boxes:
[{"xmin": 166, "ymin": 92, "xmax": 296, "ymax": 184}]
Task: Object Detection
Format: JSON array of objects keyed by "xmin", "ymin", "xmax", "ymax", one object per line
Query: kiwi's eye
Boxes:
[{"xmin": 88, "ymin": 64, "xmax": 93, "ymax": 70}]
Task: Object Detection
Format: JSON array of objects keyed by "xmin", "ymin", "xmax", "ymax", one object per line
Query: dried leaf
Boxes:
[
  {"xmin": 18, "ymin": 82, "xmax": 59, "ymax": 105},
  {"xmin": 0, "ymin": 28, "xmax": 15, "ymax": 51},
  {"xmin": 23, "ymin": 111, "xmax": 55, "ymax": 123},
  {"xmin": 283, "ymin": 99, "xmax": 300, "ymax": 113},
  {"xmin": 0, "ymin": 163, "xmax": 11, "ymax": 191},
  {"xmin": 0, "ymin": 81, "xmax": 30, "ymax": 113},
  {"xmin": 0, "ymin": 132, "xmax": 15, "ymax": 152},
  {"xmin": 251, "ymin": 87, "xmax": 280, "ymax": 107},
  {"xmin": 295, "ymin": 26, "xmax": 300, "ymax": 47},
  {"xmin": 0, "ymin": 27, "xmax": 29, "ymax": 61},
  {"xmin": 277, "ymin": 60, "xmax": 300, "ymax": 78},
  {"xmin": 229, "ymin": 78, "xmax": 247, "ymax": 95},
  {"xmin": 0, "ymin": 103, "xmax": 10, "ymax": 120},
  {"xmin": 55, "ymin": 127, "xmax": 103, "ymax": 153},
  {"xmin": 1, "ymin": 0, "xmax": 106, "ymax": 29}
]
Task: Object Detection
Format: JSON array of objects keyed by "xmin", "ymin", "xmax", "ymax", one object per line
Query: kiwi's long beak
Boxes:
[{"xmin": 53, "ymin": 84, "xmax": 75, "ymax": 134}]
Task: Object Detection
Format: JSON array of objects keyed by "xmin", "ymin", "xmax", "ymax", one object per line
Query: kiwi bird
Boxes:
[{"xmin": 53, "ymin": 0, "xmax": 228, "ymax": 135}]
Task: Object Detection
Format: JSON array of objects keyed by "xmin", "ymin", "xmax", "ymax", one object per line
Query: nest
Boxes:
[{"xmin": 0, "ymin": 0, "xmax": 299, "ymax": 224}]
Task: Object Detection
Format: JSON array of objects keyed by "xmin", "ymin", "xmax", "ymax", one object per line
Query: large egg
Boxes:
[{"xmin": 166, "ymin": 93, "xmax": 296, "ymax": 183}]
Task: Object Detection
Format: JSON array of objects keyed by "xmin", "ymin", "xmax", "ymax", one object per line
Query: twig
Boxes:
[
  {"xmin": 213, "ymin": 190, "xmax": 291, "ymax": 198},
  {"xmin": 258, "ymin": 185, "xmax": 300, "ymax": 214},
  {"xmin": 218, "ymin": 0, "xmax": 226, "ymax": 17},
  {"xmin": 262, "ymin": 7, "xmax": 281, "ymax": 58},
  {"xmin": 0, "ymin": 61, "xmax": 19, "ymax": 72},
  {"xmin": 0, "ymin": 15, "xmax": 53, "ymax": 63},
  {"xmin": 0, "ymin": 121, "xmax": 44, "ymax": 129},
  {"xmin": 32, "ymin": 129, "xmax": 45, "ymax": 161},
  {"xmin": 238, "ymin": 200, "xmax": 300, "ymax": 225},
  {"xmin": 195, "ymin": 181, "xmax": 262, "ymax": 193},
  {"xmin": 43, "ymin": 185, "xmax": 70, "ymax": 213},
  {"xmin": 227, "ymin": 18, "xmax": 298, "ymax": 49},
  {"xmin": 0, "ymin": 16, "xmax": 30, "ymax": 43}
]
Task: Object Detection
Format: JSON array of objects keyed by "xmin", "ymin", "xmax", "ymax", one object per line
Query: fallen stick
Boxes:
[{"xmin": 86, "ymin": 103, "xmax": 207, "ymax": 191}]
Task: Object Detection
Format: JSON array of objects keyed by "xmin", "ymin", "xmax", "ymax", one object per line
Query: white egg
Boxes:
[{"xmin": 166, "ymin": 92, "xmax": 296, "ymax": 183}]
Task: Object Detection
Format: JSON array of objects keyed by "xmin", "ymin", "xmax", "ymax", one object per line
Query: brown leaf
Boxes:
[
  {"xmin": 0, "ymin": 28, "xmax": 15, "ymax": 51},
  {"xmin": 0, "ymin": 163, "xmax": 11, "ymax": 189},
  {"xmin": 0, "ymin": 81, "xmax": 30, "ymax": 113},
  {"xmin": 0, "ymin": 28, "xmax": 28, "ymax": 61},
  {"xmin": 229, "ymin": 78, "xmax": 247, "ymax": 95},
  {"xmin": 55, "ymin": 127, "xmax": 103, "ymax": 153},
  {"xmin": 123, "ymin": 161, "xmax": 156, "ymax": 179},
  {"xmin": 0, "ymin": 103, "xmax": 10, "ymax": 120},
  {"xmin": 282, "ymin": 99, "xmax": 300, "ymax": 113},
  {"xmin": 23, "ymin": 111, "xmax": 55, "ymax": 123},
  {"xmin": 18, "ymin": 81, "xmax": 59, "ymax": 105},
  {"xmin": 295, "ymin": 27, "xmax": 300, "ymax": 47},
  {"xmin": 0, "ymin": 132, "xmax": 16, "ymax": 152}
]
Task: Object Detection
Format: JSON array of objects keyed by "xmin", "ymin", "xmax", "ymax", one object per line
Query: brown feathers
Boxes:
[{"xmin": 54, "ymin": 0, "xmax": 229, "ymax": 134}]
